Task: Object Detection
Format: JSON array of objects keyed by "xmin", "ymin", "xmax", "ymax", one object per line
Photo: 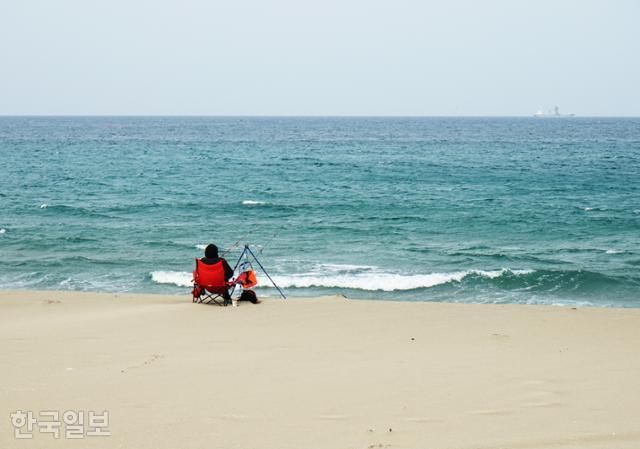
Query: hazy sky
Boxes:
[{"xmin": 1, "ymin": 0, "xmax": 639, "ymax": 116}]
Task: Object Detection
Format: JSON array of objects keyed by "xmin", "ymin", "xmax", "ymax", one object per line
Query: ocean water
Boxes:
[{"xmin": 1, "ymin": 116, "xmax": 639, "ymax": 307}]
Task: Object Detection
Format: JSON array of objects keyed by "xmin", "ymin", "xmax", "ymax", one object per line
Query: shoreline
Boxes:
[
  {"xmin": 2, "ymin": 290, "xmax": 640, "ymax": 448},
  {"xmin": 0, "ymin": 288, "xmax": 636, "ymax": 310}
]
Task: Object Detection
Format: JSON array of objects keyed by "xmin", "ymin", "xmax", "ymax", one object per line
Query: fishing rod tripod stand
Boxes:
[{"xmin": 231, "ymin": 244, "xmax": 287, "ymax": 300}]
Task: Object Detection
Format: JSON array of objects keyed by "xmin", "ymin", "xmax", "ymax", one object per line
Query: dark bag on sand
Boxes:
[{"xmin": 239, "ymin": 290, "xmax": 258, "ymax": 304}]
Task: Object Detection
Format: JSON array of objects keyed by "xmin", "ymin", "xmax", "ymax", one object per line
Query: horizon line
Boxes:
[{"xmin": 1, "ymin": 114, "xmax": 640, "ymax": 119}]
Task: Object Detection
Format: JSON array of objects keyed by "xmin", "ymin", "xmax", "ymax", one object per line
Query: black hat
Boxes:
[{"xmin": 204, "ymin": 244, "xmax": 219, "ymax": 258}]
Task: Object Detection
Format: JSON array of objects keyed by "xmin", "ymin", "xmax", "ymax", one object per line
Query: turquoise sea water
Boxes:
[{"xmin": 1, "ymin": 117, "xmax": 639, "ymax": 306}]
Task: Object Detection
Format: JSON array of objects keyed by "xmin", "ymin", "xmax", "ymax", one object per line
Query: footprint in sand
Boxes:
[
  {"xmin": 121, "ymin": 354, "xmax": 164, "ymax": 373},
  {"xmin": 490, "ymin": 333, "xmax": 509, "ymax": 339}
]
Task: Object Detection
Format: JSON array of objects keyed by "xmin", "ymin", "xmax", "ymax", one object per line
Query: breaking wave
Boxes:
[
  {"xmin": 150, "ymin": 271, "xmax": 192, "ymax": 287},
  {"xmin": 149, "ymin": 268, "xmax": 533, "ymax": 291},
  {"xmin": 272, "ymin": 269, "xmax": 534, "ymax": 291}
]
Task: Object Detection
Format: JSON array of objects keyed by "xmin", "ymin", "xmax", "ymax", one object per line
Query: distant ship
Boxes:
[{"xmin": 534, "ymin": 106, "xmax": 575, "ymax": 117}]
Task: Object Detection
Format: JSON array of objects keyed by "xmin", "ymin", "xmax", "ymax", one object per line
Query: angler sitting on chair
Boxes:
[{"xmin": 192, "ymin": 244, "xmax": 234, "ymax": 305}]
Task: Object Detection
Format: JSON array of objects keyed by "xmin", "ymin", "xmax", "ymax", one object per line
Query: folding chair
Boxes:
[{"xmin": 192, "ymin": 258, "xmax": 233, "ymax": 306}]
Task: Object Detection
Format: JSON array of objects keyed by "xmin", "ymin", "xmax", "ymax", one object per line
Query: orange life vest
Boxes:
[{"xmin": 236, "ymin": 270, "xmax": 258, "ymax": 288}]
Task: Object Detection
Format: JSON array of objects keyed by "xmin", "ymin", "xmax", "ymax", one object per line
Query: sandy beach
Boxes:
[{"xmin": 1, "ymin": 291, "xmax": 640, "ymax": 449}]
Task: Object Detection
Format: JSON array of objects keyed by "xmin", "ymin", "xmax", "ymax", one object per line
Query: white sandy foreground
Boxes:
[{"xmin": 1, "ymin": 291, "xmax": 640, "ymax": 449}]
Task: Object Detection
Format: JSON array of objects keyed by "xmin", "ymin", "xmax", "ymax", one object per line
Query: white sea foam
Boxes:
[
  {"xmin": 583, "ymin": 206, "xmax": 607, "ymax": 212},
  {"xmin": 272, "ymin": 272, "xmax": 467, "ymax": 291},
  {"xmin": 195, "ymin": 244, "xmax": 207, "ymax": 250},
  {"xmin": 53, "ymin": 273, "xmax": 134, "ymax": 292},
  {"xmin": 271, "ymin": 269, "xmax": 534, "ymax": 291},
  {"xmin": 150, "ymin": 268, "xmax": 534, "ymax": 291},
  {"xmin": 0, "ymin": 228, "xmax": 5, "ymax": 234},
  {"xmin": 605, "ymin": 249, "xmax": 622, "ymax": 254},
  {"xmin": 40, "ymin": 203, "xmax": 48, "ymax": 209},
  {"xmin": 242, "ymin": 200, "xmax": 267, "ymax": 205},
  {"xmin": 150, "ymin": 271, "xmax": 192, "ymax": 287}
]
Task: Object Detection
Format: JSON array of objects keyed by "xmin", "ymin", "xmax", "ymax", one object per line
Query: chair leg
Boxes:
[
  {"xmin": 202, "ymin": 294, "xmax": 224, "ymax": 306},
  {"xmin": 192, "ymin": 286, "xmax": 227, "ymax": 306}
]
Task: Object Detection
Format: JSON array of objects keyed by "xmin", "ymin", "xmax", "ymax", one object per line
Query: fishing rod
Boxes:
[
  {"xmin": 255, "ymin": 231, "xmax": 279, "ymax": 255},
  {"xmin": 220, "ymin": 221, "xmax": 276, "ymax": 256},
  {"xmin": 221, "ymin": 232, "xmax": 252, "ymax": 257}
]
